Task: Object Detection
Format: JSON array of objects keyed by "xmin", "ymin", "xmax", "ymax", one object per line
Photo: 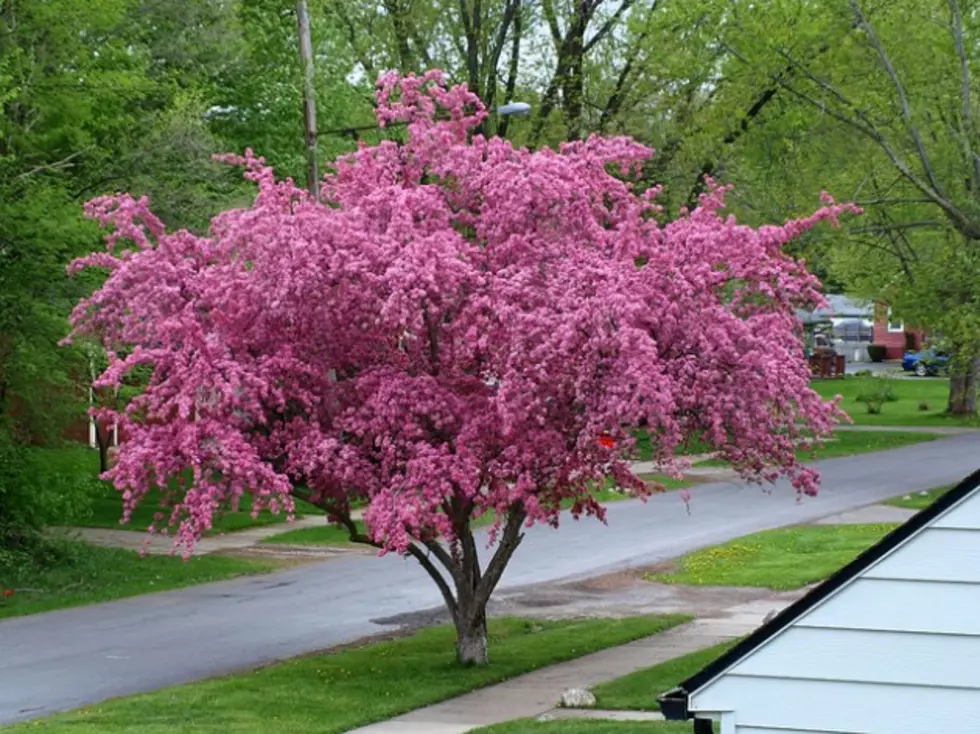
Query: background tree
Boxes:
[
  {"xmin": 68, "ymin": 72, "xmax": 852, "ymax": 665},
  {"xmin": 641, "ymin": 0, "xmax": 980, "ymax": 414},
  {"xmin": 0, "ymin": 0, "xmax": 307, "ymax": 560}
]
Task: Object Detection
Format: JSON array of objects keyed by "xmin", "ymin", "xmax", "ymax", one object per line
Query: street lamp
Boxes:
[
  {"xmin": 318, "ymin": 101, "xmax": 532, "ymax": 140},
  {"xmin": 496, "ymin": 102, "xmax": 531, "ymax": 117}
]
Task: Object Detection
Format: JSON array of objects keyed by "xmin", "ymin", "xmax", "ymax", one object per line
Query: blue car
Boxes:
[{"xmin": 902, "ymin": 349, "xmax": 950, "ymax": 377}]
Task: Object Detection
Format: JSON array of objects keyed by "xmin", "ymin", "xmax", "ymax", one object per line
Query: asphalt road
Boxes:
[{"xmin": 1, "ymin": 434, "xmax": 978, "ymax": 724}]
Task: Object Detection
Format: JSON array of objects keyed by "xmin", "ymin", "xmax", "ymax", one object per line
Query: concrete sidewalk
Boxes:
[
  {"xmin": 348, "ymin": 594, "xmax": 803, "ymax": 734},
  {"xmin": 48, "ymin": 512, "xmax": 346, "ymax": 556}
]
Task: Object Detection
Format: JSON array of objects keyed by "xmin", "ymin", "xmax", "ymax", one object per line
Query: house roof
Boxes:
[
  {"xmin": 797, "ymin": 294, "xmax": 873, "ymax": 324},
  {"xmin": 658, "ymin": 466, "xmax": 980, "ymax": 722}
]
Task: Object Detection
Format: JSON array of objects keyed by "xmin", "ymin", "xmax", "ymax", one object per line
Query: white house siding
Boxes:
[
  {"xmin": 687, "ymin": 489, "xmax": 980, "ymax": 734},
  {"xmin": 693, "ymin": 677, "xmax": 980, "ymax": 733}
]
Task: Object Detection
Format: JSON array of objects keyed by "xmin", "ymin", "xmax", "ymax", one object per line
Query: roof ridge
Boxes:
[{"xmin": 659, "ymin": 465, "xmax": 980, "ymax": 721}]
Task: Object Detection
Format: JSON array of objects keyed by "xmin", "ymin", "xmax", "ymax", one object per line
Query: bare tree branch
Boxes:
[
  {"xmin": 946, "ymin": 0, "xmax": 980, "ymax": 190},
  {"xmin": 849, "ymin": 0, "xmax": 945, "ymax": 197},
  {"xmin": 853, "ymin": 197, "xmax": 935, "ymax": 206},
  {"xmin": 407, "ymin": 542, "xmax": 459, "ymax": 618},
  {"xmin": 583, "ymin": 0, "xmax": 635, "ymax": 54},
  {"xmin": 457, "ymin": 0, "xmax": 479, "ymax": 91},
  {"xmin": 598, "ymin": 0, "xmax": 659, "ymax": 131},
  {"xmin": 851, "ymin": 234, "xmax": 917, "ymax": 283},
  {"xmin": 474, "ymin": 506, "xmax": 527, "ymax": 608},
  {"xmin": 382, "ymin": 0, "xmax": 418, "ymax": 71},
  {"xmin": 851, "ymin": 220, "xmax": 945, "ymax": 234},
  {"xmin": 16, "ymin": 148, "xmax": 89, "ymax": 179},
  {"xmin": 531, "ymin": 68, "xmax": 563, "ymax": 144},
  {"xmin": 330, "ymin": 2, "xmax": 377, "ymax": 77},
  {"xmin": 767, "ymin": 65, "xmax": 980, "ymax": 238},
  {"xmin": 422, "ymin": 537, "xmax": 466, "ymax": 587},
  {"xmin": 497, "ymin": 0, "xmax": 523, "ymax": 139},
  {"xmin": 483, "ymin": 0, "xmax": 520, "ymax": 112},
  {"xmin": 541, "ymin": 0, "xmax": 563, "ymax": 47}
]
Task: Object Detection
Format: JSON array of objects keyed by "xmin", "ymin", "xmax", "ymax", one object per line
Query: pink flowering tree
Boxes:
[{"xmin": 67, "ymin": 71, "xmax": 855, "ymax": 665}]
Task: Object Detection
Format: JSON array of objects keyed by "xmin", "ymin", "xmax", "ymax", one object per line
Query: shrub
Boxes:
[
  {"xmin": 867, "ymin": 344, "xmax": 887, "ymax": 363},
  {"xmin": 0, "ymin": 431, "xmax": 97, "ymax": 573},
  {"xmin": 918, "ymin": 401, "xmax": 931, "ymax": 412},
  {"xmin": 856, "ymin": 379, "xmax": 898, "ymax": 414}
]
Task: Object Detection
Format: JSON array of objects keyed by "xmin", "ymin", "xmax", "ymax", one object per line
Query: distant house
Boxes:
[
  {"xmin": 872, "ymin": 303, "xmax": 925, "ymax": 359},
  {"xmin": 797, "ymin": 295, "xmax": 874, "ymax": 343},
  {"xmin": 660, "ymin": 468, "xmax": 980, "ymax": 734}
]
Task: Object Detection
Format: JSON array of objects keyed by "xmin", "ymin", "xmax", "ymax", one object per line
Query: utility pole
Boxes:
[{"xmin": 296, "ymin": 0, "xmax": 319, "ymax": 201}]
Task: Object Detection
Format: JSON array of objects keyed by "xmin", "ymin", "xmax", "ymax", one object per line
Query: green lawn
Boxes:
[
  {"xmin": 811, "ymin": 376, "xmax": 975, "ymax": 426},
  {"xmin": 32, "ymin": 446, "xmax": 323, "ymax": 534},
  {"xmin": 265, "ymin": 475, "xmax": 694, "ymax": 547},
  {"xmin": 86, "ymin": 483, "xmax": 323, "ymax": 534},
  {"xmin": 263, "ymin": 522, "xmax": 364, "ymax": 546},
  {"xmin": 797, "ymin": 430, "xmax": 937, "ymax": 458},
  {"xmin": 642, "ymin": 426, "xmax": 937, "ymax": 471},
  {"xmin": 885, "ymin": 485, "xmax": 950, "ymax": 510},
  {"xmin": 0, "ymin": 540, "xmax": 274, "ymax": 619},
  {"xmin": 473, "ymin": 721, "xmax": 696, "ymax": 734},
  {"xmin": 698, "ymin": 429, "xmax": 938, "ymax": 467},
  {"xmin": 635, "ymin": 433, "xmax": 713, "ymax": 462},
  {"xmin": 9, "ymin": 615, "xmax": 691, "ymax": 734},
  {"xmin": 648, "ymin": 523, "xmax": 898, "ymax": 590},
  {"xmin": 591, "ymin": 641, "xmax": 736, "ymax": 711}
]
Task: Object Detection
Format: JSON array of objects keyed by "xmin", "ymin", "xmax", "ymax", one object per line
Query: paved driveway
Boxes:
[{"xmin": 1, "ymin": 435, "xmax": 977, "ymax": 724}]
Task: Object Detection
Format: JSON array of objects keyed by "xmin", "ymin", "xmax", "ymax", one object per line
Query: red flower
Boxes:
[
  {"xmin": 2, "ymin": 589, "xmax": 13, "ymax": 598},
  {"xmin": 598, "ymin": 433, "xmax": 615, "ymax": 449}
]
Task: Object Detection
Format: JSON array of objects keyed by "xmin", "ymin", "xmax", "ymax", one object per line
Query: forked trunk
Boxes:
[{"xmin": 402, "ymin": 508, "xmax": 527, "ymax": 669}]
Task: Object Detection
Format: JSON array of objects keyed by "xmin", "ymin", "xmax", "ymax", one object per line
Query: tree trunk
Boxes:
[
  {"xmin": 403, "ymin": 508, "xmax": 527, "ymax": 668},
  {"xmin": 948, "ymin": 357, "xmax": 980, "ymax": 415},
  {"xmin": 561, "ymin": 26, "xmax": 585, "ymax": 141},
  {"xmin": 497, "ymin": 0, "xmax": 522, "ymax": 139},
  {"xmin": 94, "ymin": 421, "xmax": 110, "ymax": 473},
  {"xmin": 454, "ymin": 604, "xmax": 489, "ymax": 665}
]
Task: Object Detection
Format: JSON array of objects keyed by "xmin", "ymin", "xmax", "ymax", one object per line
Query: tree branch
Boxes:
[
  {"xmin": 599, "ymin": 0, "xmax": 659, "ymax": 132},
  {"xmin": 382, "ymin": 0, "xmax": 417, "ymax": 71},
  {"xmin": 330, "ymin": 2, "xmax": 377, "ymax": 78},
  {"xmin": 946, "ymin": 0, "xmax": 980, "ymax": 190},
  {"xmin": 483, "ymin": 0, "xmax": 520, "ymax": 113},
  {"xmin": 497, "ymin": 0, "xmax": 523, "ymax": 139},
  {"xmin": 849, "ymin": 0, "xmax": 945, "ymax": 197},
  {"xmin": 474, "ymin": 506, "xmax": 527, "ymax": 608},
  {"xmin": 422, "ymin": 537, "xmax": 466, "ymax": 588},
  {"xmin": 851, "ymin": 220, "xmax": 944, "ymax": 234},
  {"xmin": 531, "ymin": 70, "xmax": 563, "ymax": 145},
  {"xmin": 853, "ymin": 197, "xmax": 935, "ymax": 206},
  {"xmin": 16, "ymin": 148, "xmax": 89, "ymax": 179},
  {"xmin": 771, "ymin": 72, "xmax": 980, "ymax": 237},
  {"xmin": 541, "ymin": 0, "xmax": 563, "ymax": 47},
  {"xmin": 457, "ymin": 0, "xmax": 479, "ymax": 92},
  {"xmin": 423, "ymin": 304, "xmax": 440, "ymax": 374},
  {"xmin": 583, "ymin": 0, "xmax": 634, "ymax": 54},
  {"xmin": 407, "ymin": 542, "xmax": 459, "ymax": 619}
]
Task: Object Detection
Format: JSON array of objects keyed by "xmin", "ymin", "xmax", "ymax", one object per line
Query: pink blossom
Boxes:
[
  {"xmin": 679, "ymin": 490, "xmax": 693, "ymax": 515},
  {"xmin": 67, "ymin": 71, "xmax": 855, "ymax": 556}
]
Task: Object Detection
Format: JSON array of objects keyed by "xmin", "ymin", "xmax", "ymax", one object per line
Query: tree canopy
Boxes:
[{"xmin": 68, "ymin": 71, "xmax": 851, "ymax": 664}]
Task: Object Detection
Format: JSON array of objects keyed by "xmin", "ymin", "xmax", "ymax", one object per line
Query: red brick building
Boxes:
[{"xmin": 873, "ymin": 304, "xmax": 924, "ymax": 359}]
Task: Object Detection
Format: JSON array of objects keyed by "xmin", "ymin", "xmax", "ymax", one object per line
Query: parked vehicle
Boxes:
[{"xmin": 902, "ymin": 349, "xmax": 950, "ymax": 377}]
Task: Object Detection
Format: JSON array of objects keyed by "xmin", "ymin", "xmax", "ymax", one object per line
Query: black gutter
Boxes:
[{"xmin": 657, "ymin": 465, "xmax": 980, "ymax": 720}]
